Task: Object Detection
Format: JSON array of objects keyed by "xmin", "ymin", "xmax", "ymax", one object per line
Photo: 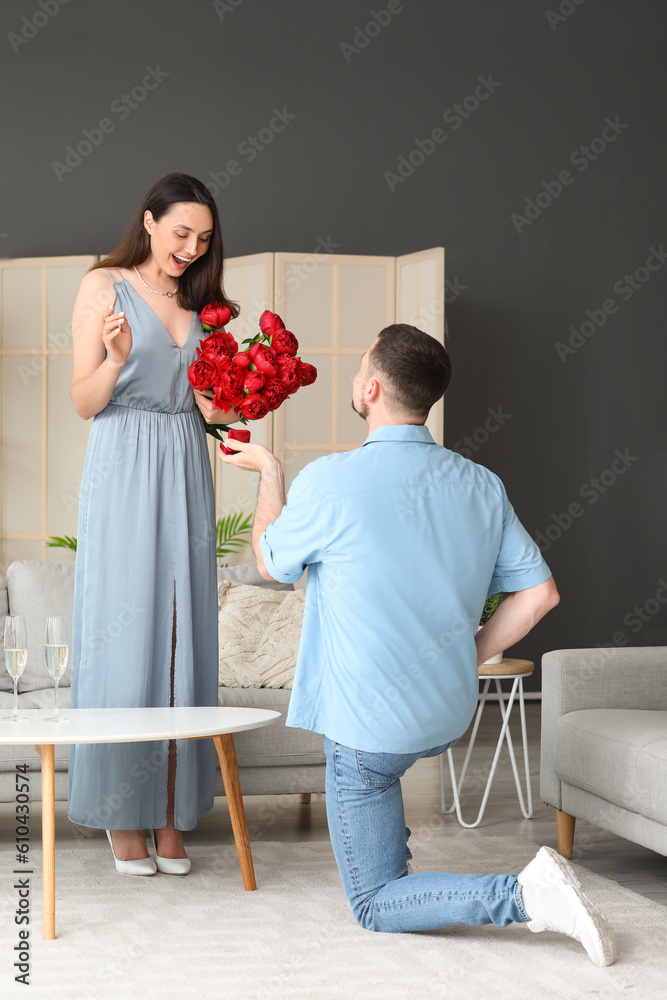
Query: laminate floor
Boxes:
[{"xmin": 1, "ymin": 703, "xmax": 665, "ymax": 906}]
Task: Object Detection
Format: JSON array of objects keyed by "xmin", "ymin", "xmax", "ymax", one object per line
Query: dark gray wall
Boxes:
[{"xmin": 2, "ymin": 0, "xmax": 665, "ymax": 689}]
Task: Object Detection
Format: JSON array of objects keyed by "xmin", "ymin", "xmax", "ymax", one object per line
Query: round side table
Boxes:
[{"xmin": 439, "ymin": 657, "xmax": 534, "ymax": 828}]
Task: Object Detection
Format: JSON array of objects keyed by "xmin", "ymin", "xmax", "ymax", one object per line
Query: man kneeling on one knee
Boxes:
[{"xmin": 219, "ymin": 323, "xmax": 616, "ymax": 968}]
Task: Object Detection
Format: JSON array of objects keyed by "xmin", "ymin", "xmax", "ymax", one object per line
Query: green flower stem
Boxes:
[{"xmin": 203, "ymin": 422, "xmax": 231, "ymax": 442}]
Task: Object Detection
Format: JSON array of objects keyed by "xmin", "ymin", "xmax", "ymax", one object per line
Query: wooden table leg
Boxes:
[
  {"xmin": 35, "ymin": 744, "xmax": 56, "ymax": 940},
  {"xmin": 212, "ymin": 733, "xmax": 256, "ymax": 890},
  {"xmin": 557, "ymin": 809, "xmax": 576, "ymax": 859}
]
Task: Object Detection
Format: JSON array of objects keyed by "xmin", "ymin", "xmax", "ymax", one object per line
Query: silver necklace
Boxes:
[{"xmin": 133, "ymin": 265, "xmax": 178, "ymax": 298}]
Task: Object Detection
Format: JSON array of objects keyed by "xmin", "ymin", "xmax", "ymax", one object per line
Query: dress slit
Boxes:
[
  {"xmin": 170, "ymin": 578, "xmax": 177, "ymax": 709},
  {"xmin": 168, "ymin": 578, "xmax": 177, "ymax": 825}
]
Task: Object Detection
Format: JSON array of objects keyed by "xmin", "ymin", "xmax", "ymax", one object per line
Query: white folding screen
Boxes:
[
  {"xmin": 271, "ymin": 247, "xmax": 445, "ymax": 493},
  {"xmin": 0, "ymin": 256, "xmax": 96, "ymax": 571},
  {"xmin": 273, "ymin": 252, "xmax": 396, "ymax": 492},
  {"xmin": 0, "ymin": 248, "xmax": 445, "ymax": 574}
]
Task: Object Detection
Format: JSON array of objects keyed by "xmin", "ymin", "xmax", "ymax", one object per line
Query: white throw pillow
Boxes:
[{"xmin": 217, "ymin": 581, "xmax": 305, "ymax": 688}]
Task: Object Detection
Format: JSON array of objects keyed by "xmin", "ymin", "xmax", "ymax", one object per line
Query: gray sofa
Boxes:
[
  {"xmin": 0, "ymin": 559, "xmax": 326, "ymax": 806},
  {"xmin": 541, "ymin": 646, "xmax": 667, "ymax": 858}
]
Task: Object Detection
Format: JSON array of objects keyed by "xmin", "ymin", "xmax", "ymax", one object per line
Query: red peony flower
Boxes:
[
  {"xmin": 248, "ymin": 343, "xmax": 277, "ymax": 378},
  {"xmin": 262, "ymin": 378, "xmax": 289, "ymax": 411},
  {"xmin": 271, "ymin": 328, "xmax": 299, "ymax": 356},
  {"xmin": 200, "ymin": 303, "xmax": 232, "ymax": 329},
  {"xmin": 188, "ymin": 357, "xmax": 218, "ymax": 392},
  {"xmin": 200, "ymin": 331, "xmax": 238, "ymax": 365},
  {"xmin": 243, "ymin": 370, "xmax": 266, "ymax": 394},
  {"xmin": 274, "ymin": 354, "xmax": 304, "ymax": 394},
  {"xmin": 259, "ymin": 310, "xmax": 285, "ymax": 337},
  {"xmin": 239, "ymin": 392, "xmax": 269, "ymax": 420},
  {"xmin": 232, "ymin": 352, "xmax": 251, "ymax": 368},
  {"xmin": 211, "ymin": 362, "xmax": 244, "ymax": 407},
  {"xmin": 300, "ymin": 362, "xmax": 318, "ymax": 386}
]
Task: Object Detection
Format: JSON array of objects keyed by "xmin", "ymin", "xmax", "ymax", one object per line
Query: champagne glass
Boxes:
[
  {"xmin": 2, "ymin": 616, "xmax": 29, "ymax": 723},
  {"xmin": 43, "ymin": 617, "xmax": 70, "ymax": 724}
]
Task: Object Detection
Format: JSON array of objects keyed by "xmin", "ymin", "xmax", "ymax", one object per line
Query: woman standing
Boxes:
[{"xmin": 68, "ymin": 173, "xmax": 237, "ymax": 875}]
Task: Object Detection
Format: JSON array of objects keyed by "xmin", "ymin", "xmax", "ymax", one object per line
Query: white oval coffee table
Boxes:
[{"xmin": 0, "ymin": 706, "xmax": 281, "ymax": 940}]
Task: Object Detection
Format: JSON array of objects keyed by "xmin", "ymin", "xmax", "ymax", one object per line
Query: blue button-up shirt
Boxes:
[{"xmin": 259, "ymin": 424, "xmax": 552, "ymax": 753}]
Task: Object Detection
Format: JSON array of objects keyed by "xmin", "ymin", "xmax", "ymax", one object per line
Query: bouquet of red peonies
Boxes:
[{"xmin": 188, "ymin": 303, "xmax": 317, "ymax": 454}]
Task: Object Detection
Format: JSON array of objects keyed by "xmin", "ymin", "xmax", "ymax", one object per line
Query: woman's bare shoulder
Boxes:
[
  {"xmin": 79, "ymin": 266, "xmax": 118, "ymax": 290},
  {"xmin": 74, "ymin": 267, "xmax": 118, "ymax": 320}
]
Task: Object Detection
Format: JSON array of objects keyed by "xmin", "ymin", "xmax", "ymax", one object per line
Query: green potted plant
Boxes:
[
  {"xmin": 478, "ymin": 592, "xmax": 507, "ymax": 664},
  {"xmin": 215, "ymin": 512, "xmax": 252, "ymax": 566},
  {"xmin": 46, "ymin": 535, "xmax": 78, "ymax": 552}
]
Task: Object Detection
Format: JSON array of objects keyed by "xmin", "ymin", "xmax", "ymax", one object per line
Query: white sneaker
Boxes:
[{"xmin": 516, "ymin": 846, "xmax": 617, "ymax": 967}]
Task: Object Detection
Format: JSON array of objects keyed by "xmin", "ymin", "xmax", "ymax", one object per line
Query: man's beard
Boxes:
[{"xmin": 351, "ymin": 396, "xmax": 368, "ymax": 421}]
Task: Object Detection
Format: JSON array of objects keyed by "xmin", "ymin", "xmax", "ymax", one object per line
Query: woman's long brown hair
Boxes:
[{"xmin": 88, "ymin": 172, "xmax": 239, "ymax": 318}]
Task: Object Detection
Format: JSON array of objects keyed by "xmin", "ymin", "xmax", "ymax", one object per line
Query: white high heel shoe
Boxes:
[
  {"xmin": 105, "ymin": 829, "xmax": 157, "ymax": 876},
  {"xmin": 150, "ymin": 828, "xmax": 191, "ymax": 875}
]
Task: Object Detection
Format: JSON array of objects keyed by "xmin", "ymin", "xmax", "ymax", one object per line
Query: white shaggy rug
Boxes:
[{"xmin": 1, "ymin": 834, "xmax": 665, "ymax": 1000}]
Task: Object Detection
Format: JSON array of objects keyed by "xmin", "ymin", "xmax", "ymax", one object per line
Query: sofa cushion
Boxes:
[
  {"xmin": 6, "ymin": 561, "xmax": 74, "ymax": 692},
  {"xmin": 0, "ymin": 574, "xmax": 12, "ymax": 692},
  {"xmin": 217, "ymin": 686, "xmax": 325, "ymax": 767},
  {"xmin": 218, "ymin": 563, "xmax": 294, "ymax": 592},
  {"xmin": 217, "ymin": 582, "xmax": 304, "ymax": 688},
  {"xmin": 15, "ymin": 686, "xmax": 72, "ymax": 710},
  {"xmin": 554, "ymin": 709, "xmax": 667, "ymax": 826}
]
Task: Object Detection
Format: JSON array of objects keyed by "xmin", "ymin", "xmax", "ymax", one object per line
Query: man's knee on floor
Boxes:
[
  {"xmin": 351, "ymin": 902, "xmax": 379, "ymax": 931},
  {"xmin": 349, "ymin": 890, "xmax": 387, "ymax": 932}
]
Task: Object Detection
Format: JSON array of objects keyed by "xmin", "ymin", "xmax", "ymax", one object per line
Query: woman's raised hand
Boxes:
[{"xmin": 103, "ymin": 306, "xmax": 133, "ymax": 369}]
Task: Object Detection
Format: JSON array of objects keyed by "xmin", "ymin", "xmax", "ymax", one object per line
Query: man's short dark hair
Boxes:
[{"xmin": 368, "ymin": 324, "xmax": 452, "ymax": 419}]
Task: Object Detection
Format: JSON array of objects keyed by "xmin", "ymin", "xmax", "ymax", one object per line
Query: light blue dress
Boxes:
[{"xmin": 68, "ymin": 266, "xmax": 218, "ymax": 831}]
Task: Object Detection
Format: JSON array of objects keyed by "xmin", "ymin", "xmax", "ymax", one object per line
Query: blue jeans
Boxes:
[{"xmin": 323, "ymin": 736, "xmax": 530, "ymax": 933}]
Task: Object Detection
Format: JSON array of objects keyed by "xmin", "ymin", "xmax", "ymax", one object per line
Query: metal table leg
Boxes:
[{"xmin": 439, "ymin": 676, "xmax": 532, "ymax": 827}]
